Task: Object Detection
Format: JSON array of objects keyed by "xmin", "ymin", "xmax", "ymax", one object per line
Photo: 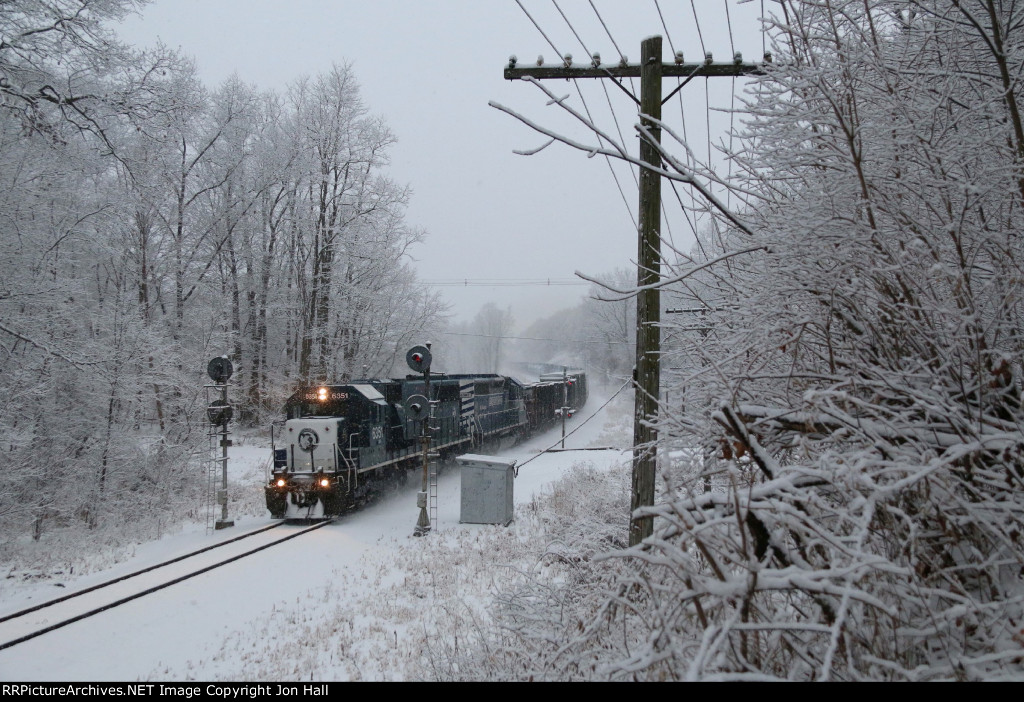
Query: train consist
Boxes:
[{"xmin": 265, "ymin": 368, "xmax": 588, "ymax": 519}]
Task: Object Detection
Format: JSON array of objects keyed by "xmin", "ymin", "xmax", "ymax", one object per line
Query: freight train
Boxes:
[{"xmin": 265, "ymin": 369, "xmax": 587, "ymax": 519}]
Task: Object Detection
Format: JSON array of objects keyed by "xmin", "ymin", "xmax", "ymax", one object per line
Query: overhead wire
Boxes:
[
  {"xmin": 725, "ymin": 0, "xmax": 735, "ymax": 57},
  {"xmin": 553, "ymin": 0, "xmax": 638, "ymax": 230},
  {"xmin": 688, "ymin": 1, "xmax": 715, "ymax": 225},
  {"xmin": 437, "ymin": 330, "xmax": 631, "ymax": 345},
  {"xmin": 580, "ymin": 80, "xmax": 638, "ymax": 230},
  {"xmin": 587, "ymin": 0, "xmax": 671, "ymax": 247},
  {"xmin": 654, "ymin": 0, "xmax": 699, "ymax": 257},
  {"xmin": 421, "ymin": 278, "xmax": 587, "ymax": 287},
  {"xmin": 588, "ymin": 0, "xmax": 637, "ymax": 96},
  {"xmin": 513, "ymin": 377, "xmax": 632, "ymax": 472},
  {"xmin": 510, "ymin": 1, "xmax": 755, "ymax": 278},
  {"xmin": 653, "ymin": 0, "xmax": 675, "ymax": 56},
  {"xmin": 552, "ymin": 0, "xmax": 591, "ymax": 57},
  {"xmin": 726, "ymin": 0, "xmax": 737, "ymax": 210},
  {"xmin": 689, "ymin": 0, "xmax": 707, "ymax": 56},
  {"xmin": 589, "ymin": 0, "xmax": 626, "ymax": 62},
  {"xmin": 512, "ymin": 1, "xmax": 638, "ymax": 229},
  {"xmin": 515, "ymin": 0, "xmax": 564, "ymax": 60}
]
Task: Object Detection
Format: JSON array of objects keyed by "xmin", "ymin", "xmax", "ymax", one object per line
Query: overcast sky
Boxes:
[{"xmin": 115, "ymin": 1, "xmax": 766, "ymax": 330}]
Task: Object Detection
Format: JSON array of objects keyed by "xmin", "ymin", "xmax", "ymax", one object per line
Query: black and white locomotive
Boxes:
[{"xmin": 265, "ymin": 369, "xmax": 588, "ymax": 519}]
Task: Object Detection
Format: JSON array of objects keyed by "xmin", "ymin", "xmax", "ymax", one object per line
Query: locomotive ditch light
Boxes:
[
  {"xmin": 276, "ymin": 478, "xmax": 286, "ymax": 488},
  {"xmin": 320, "ymin": 478, "xmax": 330, "ymax": 488}
]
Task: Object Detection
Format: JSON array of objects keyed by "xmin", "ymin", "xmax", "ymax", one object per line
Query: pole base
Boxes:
[
  {"xmin": 215, "ymin": 520, "xmax": 235, "ymax": 530},
  {"xmin": 413, "ymin": 506, "xmax": 431, "ymax": 537}
]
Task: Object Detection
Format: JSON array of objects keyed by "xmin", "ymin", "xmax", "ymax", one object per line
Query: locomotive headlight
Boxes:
[{"xmin": 317, "ymin": 387, "xmax": 328, "ymax": 401}]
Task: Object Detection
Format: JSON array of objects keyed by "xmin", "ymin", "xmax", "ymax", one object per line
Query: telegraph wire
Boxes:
[
  {"xmin": 656, "ymin": 0, "xmax": 699, "ymax": 253},
  {"xmin": 576, "ymin": 80, "xmax": 638, "ymax": 230},
  {"xmin": 552, "ymin": 0, "xmax": 591, "ymax": 57},
  {"xmin": 595, "ymin": 75, "xmax": 642, "ymax": 228},
  {"xmin": 589, "ymin": 0, "xmax": 625, "ymax": 63},
  {"xmin": 438, "ymin": 333, "xmax": 630, "ymax": 347},
  {"xmin": 550, "ymin": 0, "xmax": 639, "ymax": 230},
  {"xmin": 514, "ymin": 377, "xmax": 632, "ymax": 472},
  {"xmin": 515, "ymin": 0, "xmax": 564, "ymax": 60},
  {"xmin": 653, "ymin": 0, "xmax": 676, "ymax": 56},
  {"xmin": 725, "ymin": 0, "xmax": 736, "ymax": 57},
  {"xmin": 421, "ymin": 278, "xmax": 587, "ymax": 287},
  {"xmin": 588, "ymin": 0, "xmax": 637, "ymax": 95},
  {"xmin": 507, "ymin": 2, "xmax": 756, "ymax": 275},
  {"xmin": 762, "ymin": 0, "xmax": 767, "ymax": 58},
  {"xmin": 689, "ymin": 0, "xmax": 708, "ymax": 56}
]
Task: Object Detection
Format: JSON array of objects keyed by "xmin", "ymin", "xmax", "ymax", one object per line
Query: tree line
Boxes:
[{"xmin": 0, "ymin": 1, "xmax": 443, "ymax": 548}]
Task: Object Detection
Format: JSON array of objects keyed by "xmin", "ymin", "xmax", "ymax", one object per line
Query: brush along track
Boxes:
[{"xmin": 0, "ymin": 520, "xmax": 334, "ymax": 651}]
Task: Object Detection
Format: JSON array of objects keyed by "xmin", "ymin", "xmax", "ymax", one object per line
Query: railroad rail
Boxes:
[{"xmin": 0, "ymin": 520, "xmax": 333, "ymax": 651}]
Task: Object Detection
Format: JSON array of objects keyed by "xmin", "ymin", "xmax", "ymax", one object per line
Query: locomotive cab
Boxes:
[{"xmin": 266, "ymin": 383, "xmax": 390, "ymax": 519}]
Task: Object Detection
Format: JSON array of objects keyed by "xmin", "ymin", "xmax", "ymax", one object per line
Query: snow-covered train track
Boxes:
[{"xmin": 0, "ymin": 520, "xmax": 334, "ymax": 651}]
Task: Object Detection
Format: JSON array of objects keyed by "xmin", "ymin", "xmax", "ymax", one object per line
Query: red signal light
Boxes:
[{"xmin": 412, "ymin": 353, "xmax": 423, "ymax": 363}]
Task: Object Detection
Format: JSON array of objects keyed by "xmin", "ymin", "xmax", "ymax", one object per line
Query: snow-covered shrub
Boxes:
[
  {"xmin": 498, "ymin": 0, "xmax": 1024, "ymax": 680},
  {"xmin": 612, "ymin": 1, "xmax": 1024, "ymax": 680},
  {"xmin": 416, "ymin": 460, "xmax": 633, "ymax": 681}
]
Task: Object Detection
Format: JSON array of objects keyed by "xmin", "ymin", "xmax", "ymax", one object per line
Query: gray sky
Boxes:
[{"xmin": 115, "ymin": 1, "xmax": 765, "ymax": 330}]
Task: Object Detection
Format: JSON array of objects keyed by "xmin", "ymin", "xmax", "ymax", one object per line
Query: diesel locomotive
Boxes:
[{"xmin": 265, "ymin": 370, "xmax": 587, "ymax": 519}]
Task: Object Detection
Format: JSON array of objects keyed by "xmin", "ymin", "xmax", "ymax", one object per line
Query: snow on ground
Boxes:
[{"xmin": 0, "ymin": 388, "xmax": 632, "ymax": 681}]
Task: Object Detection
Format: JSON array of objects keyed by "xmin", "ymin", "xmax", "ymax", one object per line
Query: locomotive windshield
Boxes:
[
  {"xmin": 285, "ymin": 384, "xmax": 387, "ymax": 422},
  {"xmin": 286, "ymin": 386, "xmax": 352, "ymax": 419}
]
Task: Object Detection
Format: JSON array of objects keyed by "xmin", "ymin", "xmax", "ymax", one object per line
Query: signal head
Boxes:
[
  {"xmin": 405, "ymin": 394, "xmax": 429, "ymax": 421},
  {"xmin": 406, "ymin": 345, "xmax": 432, "ymax": 373}
]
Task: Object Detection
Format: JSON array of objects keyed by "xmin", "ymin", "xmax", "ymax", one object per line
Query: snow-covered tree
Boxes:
[
  {"xmin": 0, "ymin": 5, "xmax": 439, "ymax": 553},
  {"xmin": 490, "ymin": 0, "xmax": 1024, "ymax": 681}
]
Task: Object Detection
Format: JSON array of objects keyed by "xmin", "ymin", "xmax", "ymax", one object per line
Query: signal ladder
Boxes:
[
  {"xmin": 203, "ymin": 384, "xmax": 231, "ymax": 533},
  {"xmin": 204, "ymin": 424, "xmax": 226, "ymax": 533},
  {"xmin": 428, "ymin": 454, "xmax": 438, "ymax": 527}
]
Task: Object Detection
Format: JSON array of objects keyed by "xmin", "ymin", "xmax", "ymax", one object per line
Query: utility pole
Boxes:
[{"xmin": 504, "ymin": 37, "xmax": 765, "ymax": 546}]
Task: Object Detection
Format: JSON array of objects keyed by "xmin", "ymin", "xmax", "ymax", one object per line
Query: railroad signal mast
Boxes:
[
  {"xmin": 406, "ymin": 344, "xmax": 434, "ymax": 537},
  {"xmin": 206, "ymin": 356, "xmax": 235, "ymax": 531},
  {"xmin": 560, "ymin": 367, "xmax": 569, "ymax": 449},
  {"xmin": 504, "ymin": 38, "xmax": 766, "ymax": 546}
]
